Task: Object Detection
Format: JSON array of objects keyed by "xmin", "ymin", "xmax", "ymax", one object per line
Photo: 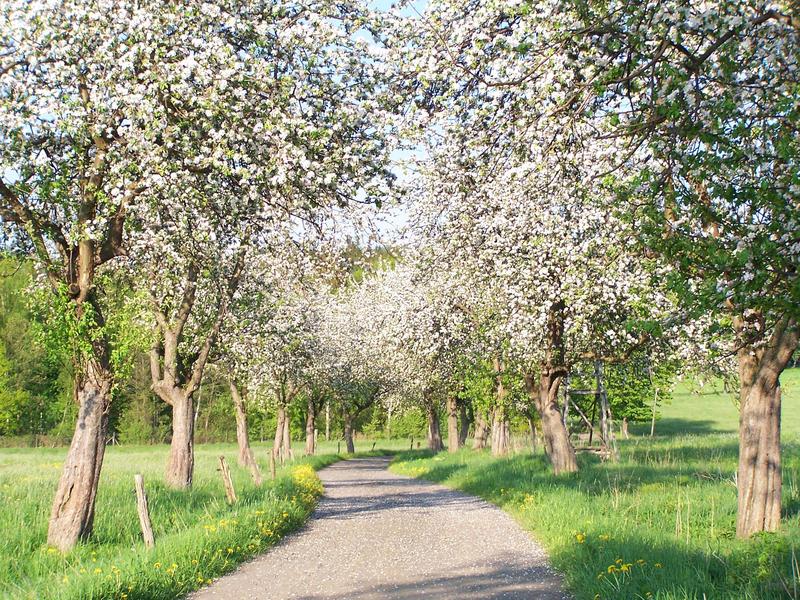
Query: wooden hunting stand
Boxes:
[{"xmin": 563, "ymin": 360, "xmax": 619, "ymax": 461}]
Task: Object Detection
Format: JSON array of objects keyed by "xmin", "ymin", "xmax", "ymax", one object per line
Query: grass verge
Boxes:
[
  {"xmin": 0, "ymin": 444, "xmax": 343, "ymax": 599},
  {"xmin": 391, "ymin": 436, "xmax": 800, "ymax": 600}
]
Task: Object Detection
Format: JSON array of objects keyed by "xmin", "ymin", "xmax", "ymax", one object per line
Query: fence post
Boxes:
[
  {"xmin": 218, "ymin": 456, "xmax": 237, "ymax": 504},
  {"xmin": 134, "ymin": 474, "xmax": 155, "ymax": 549},
  {"xmin": 269, "ymin": 449, "xmax": 276, "ymax": 480}
]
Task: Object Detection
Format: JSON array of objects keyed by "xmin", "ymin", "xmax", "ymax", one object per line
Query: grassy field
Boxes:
[
  {"xmin": 391, "ymin": 368, "xmax": 800, "ymax": 600},
  {"xmin": 3, "ymin": 370, "xmax": 799, "ymax": 599},
  {"xmin": 0, "ymin": 439, "xmax": 409, "ymax": 600},
  {"xmin": 638, "ymin": 367, "xmax": 800, "ymax": 438}
]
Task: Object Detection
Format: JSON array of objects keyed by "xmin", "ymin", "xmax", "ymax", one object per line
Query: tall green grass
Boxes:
[
  {"xmin": 0, "ymin": 441, "xmax": 366, "ymax": 599},
  {"xmin": 391, "ymin": 436, "xmax": 800, "ymax": 600}
]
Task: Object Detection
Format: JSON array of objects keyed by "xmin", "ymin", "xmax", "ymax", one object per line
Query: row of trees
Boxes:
[
  {"xmin": 0, "ymin": 0, "xmax": 398, "ymax": 550},
  {"xmin": 377, "ymin": 0, "xmax": 799, "ymax": 539},
  {"xmin": 0, "ymin": 0, "xmax": 797, "ymax": 551}
]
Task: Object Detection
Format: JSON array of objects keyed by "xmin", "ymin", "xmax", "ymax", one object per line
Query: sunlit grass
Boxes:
[
  {"xmin": 0, "ymin": 440, "xmax": 398, "ymax": 599},
  {"xmin": 392, "ymin": 434, "xmax": 800, "ymax": 600}
]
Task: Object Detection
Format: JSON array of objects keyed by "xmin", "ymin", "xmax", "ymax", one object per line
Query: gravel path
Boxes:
[{"xmin": 190, "ymin": 456, "xmax": 568, "ymax": 599}]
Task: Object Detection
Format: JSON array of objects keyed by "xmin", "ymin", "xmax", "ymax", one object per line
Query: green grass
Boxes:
[
  {"xmin": 392, "ymin": 435, "xmax": 800, "ymax": 599},
  {"xmin": 0, "ymin": 439, "xmax": 402, "ymax": 600},
  {"xmin": 636, "ymin": 367, "xmax": 800, "ymax": 439}
]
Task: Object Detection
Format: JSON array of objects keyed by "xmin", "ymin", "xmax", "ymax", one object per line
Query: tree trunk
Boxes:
[
  {"xmin": 325, "ymin": 401, "xmax": 330, "ymax": 441},
  {"xmin": 491, "ymin": 405, "xmax": 510, "ymax": 457},
  {"xmin": 446, "ymin": 396, "xmax": 460, "ymax": 453},
  {"xmin": 735, "ymin": 317, "xmax": 798, "ymax": 537},
  {"xmin": 230, "ymin": 381, "xmax": 254, "ymax": 467},
  {"xmin": 282, "ymin": 409, "xmax": 292, "ymax": 459},
  {"xmin": 458, "ymin": 402, "xmax": 470, "ymax": 446},
  {"xmin": 527, "ymin": 416, "xmax": 537, "ymax": 453},
  {"xmin": 47, "ymin": 359, "xmax": 112, "ymax": 551},
  {"xmin": 473, "ymin": 412, "xmax": 489, "ymax": 449},
  {"xmin": 273, "ymin": 404, "xmax": 286, "ymax": 457},
  {"xmin": 305, "ymin": 396, "xmax": 316, "ymax": 456},
  {"xmin": 492, "ymin": 357, "xmax": 510, "ymax": 457},
  {"xmin": 166, "ymin": 390, "xmax": 194, "ymax": 489},
  {"xmin": 426, "ymin": 402, "xmax": 444, "ymax": 452},
  {"xmin": 343, "ymin": 412, "xmax": 355, "ymax": 454},
  {"xmin": 526, "ymin": 371, "xmax": 577, "ymax": 475}
]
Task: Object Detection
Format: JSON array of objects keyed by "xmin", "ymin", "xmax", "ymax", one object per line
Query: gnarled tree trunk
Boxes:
[
  {"xmin": 166, "ymin": 389, "xmax": 194, "ymax": 488},
  {"xmin": 426, "ymin": 401, "xmax": 444, "ymax": 452},
  {"xmin": 305, "ymin": 395, "xmax": 316, "ymax": 456},
  {"xmin": 473, "ymin": 411, "xmax": 489, "ymax": 449},
  {"xmin": 446, "ymin": 395, "xmax": 460, "ymax": 453},
  {"xmin": 230, "ymin": 380, "xmax": 255, "ymax": 467},
  {"xmin": 343, "ymin": 411, "xmax": 355, "ymax": 454},
  {"xmin": 526, "ymin": 371, "xmax": 578, "ymax": 475},
  {"xmin": 525, "ymin": 301, "xmax": 578, "ymax": 474},
  {"xmin": 735, "ymin": 315, "xmax": 798, "ymax": 537},
  {"xmin": 48, "ymin": 358, "xmax": 113, "ymax": 551}
]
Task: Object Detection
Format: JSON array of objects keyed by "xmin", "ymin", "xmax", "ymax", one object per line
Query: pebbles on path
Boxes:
[{"xmin": 190, "ymin": 456, "xmax": 569, "ymax": 599}]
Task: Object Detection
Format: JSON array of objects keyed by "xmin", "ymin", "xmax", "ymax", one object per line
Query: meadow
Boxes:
[
  {"xmin": 0, "ymin": 439, "xmax": 410, "ymax": 600},
  {"xmin": 390, "ymin": 368, "xmax": 800, "ymax": 600}
]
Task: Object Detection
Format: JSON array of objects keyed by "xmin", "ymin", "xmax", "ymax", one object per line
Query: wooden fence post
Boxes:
[
  {"xmin": 269, "ymin": 449, "xmax": 276, "ymax": 480},
  {"xmin": 218, "ymin": 456, "xmax": 237, "ymax": 504},
  {"xmin": 410, "ymin": 437, "xmax": 413, "ymax": 450},
  {"xmin": 134, "ymin": 474, "xmax": 155, "ymax": 549}
]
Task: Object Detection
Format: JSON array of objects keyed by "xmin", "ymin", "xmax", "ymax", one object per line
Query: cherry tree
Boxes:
[
  {"xmin": 315, "ymin": 269, "xmax": 402, "ymax": 453},
  {"xmin": 395, "ymin": 0, "xmax": 800, "ymax": 535},
  {"xmin": 406, "ymin": 127, "xmax": 671, "ymax": 471},
  {"xmin": 125, "ymin": 0, "xmax": 395, "ymax": 488},
  {"xmin": 570, "ymin": 0, "xmax": 800, "ymax": 537}
]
